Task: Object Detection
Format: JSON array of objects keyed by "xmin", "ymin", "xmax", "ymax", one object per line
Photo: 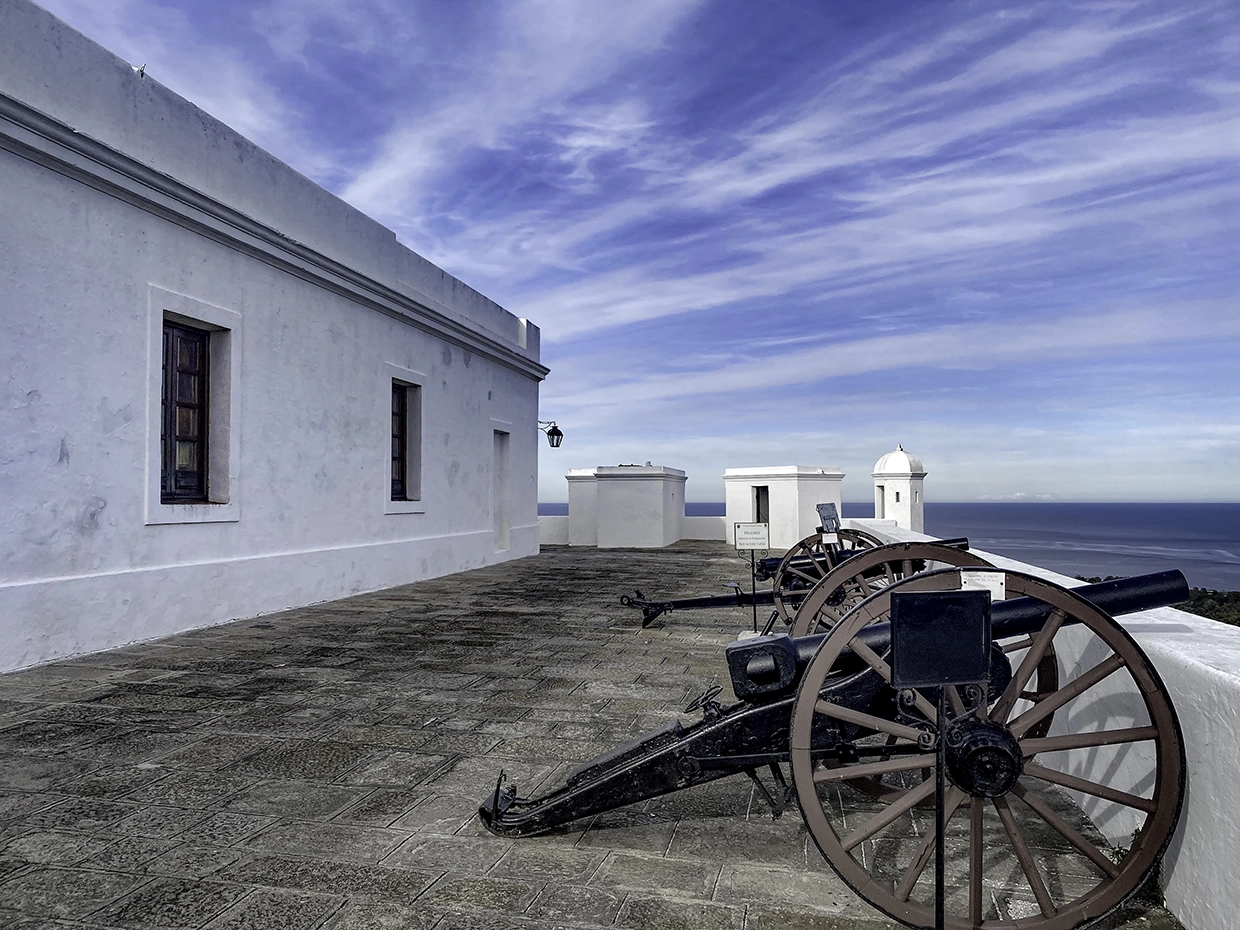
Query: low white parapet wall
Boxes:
[
  {"xmin": 683, "ymin": 516, "xmax": 726, "ymax": 540},
  {"xmin": 848, "ymin": 519, "xmax": 1239, "ymax": 930},
  {"xmin": 538, "ymin": 515, "xmax": 570, "ymax": 546},
  {"xmin": 539, "ymin": 512, "xmax": 726, "ymax": 547}
]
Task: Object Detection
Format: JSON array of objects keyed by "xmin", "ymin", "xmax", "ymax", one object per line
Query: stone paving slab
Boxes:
[{"xmin": 0, "ymin": 542, "xmax": 1181, "ymax": 930}]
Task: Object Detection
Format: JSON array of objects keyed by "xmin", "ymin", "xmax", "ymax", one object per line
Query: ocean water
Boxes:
[
  {"xmin": 916, "ymin": 503, "xmax": 1240, "ymax": 592},
  {"xmin": 538, "ymin": 501, "xmax": 1240, "ymax": 590}
]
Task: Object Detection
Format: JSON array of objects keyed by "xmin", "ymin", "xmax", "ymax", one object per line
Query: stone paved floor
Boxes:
[{"xmin": 0, "ymin": 542, "xmax": 1181, "ymax": 930}]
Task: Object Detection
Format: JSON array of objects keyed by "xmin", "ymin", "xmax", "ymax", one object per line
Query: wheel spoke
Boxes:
[
  {"xmin": 992, "ymin": 608, "xmax": 1067, "ymax": 723},
  {"xmin": 945, "ymin": 685, "xmax": 965, "ymax": 716},
  {"xmin": 814, "ymin": 700, "xmax": 929, "ymax": 743},
  {"xmin": 849, "ymin": 637, "xmax": 937, "ymax": 724},
  {"xmin": 1008, "ymin": 653, "xmax": 1126, "ymax": 738},
  {"xmin": 814, "ymin": 754, "xmax": 931, "ymax": 784},
  {"xmin": 787, "ymin": 566, "xmax": 822, "ymax": 585},
  {"xmin": 1023, "ymin": 760, "xmax": 1157, "ymax": 814},
  {"xmin": 894, "ymin": 786, "xmax": 966, "ymax": 901},
  {"xmin": 841, "ymin": 777, "xmax": 936, "ymax": 852},
  {"xmin": 1021, "ymin": 725, "xmax": 1158, "ymax": 756},
  {"xmin": 994, "ymin": 795, "xmax": 1056, "ymax": 918},
  {"xmin": 969, "ymin": 797, "xmax": 984, "ymax": 927},
  {"xmin": 1011, "ymin": 781, "xmax": 1121, "ymax": 879},
  {"xmin": 1000, "ymin": 635, "xmax": 1035, "ymax": 653}
]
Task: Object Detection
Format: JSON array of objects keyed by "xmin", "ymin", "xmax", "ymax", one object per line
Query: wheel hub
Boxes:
[{"xmin": 944, "ymin": 716, "xmax": 1023, "ymax": 797}]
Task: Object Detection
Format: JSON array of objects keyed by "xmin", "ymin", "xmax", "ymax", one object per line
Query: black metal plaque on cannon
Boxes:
[
  {"xmin": 815, "ymin": 502, "xmax": 841, "ymax": 534},
  {"xmin": 890, "ymin": 590, "xmax": 991, "ymax": 689}
]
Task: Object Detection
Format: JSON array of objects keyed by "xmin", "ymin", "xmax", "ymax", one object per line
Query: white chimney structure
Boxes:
[{"xmin": 872, "ymin": 445, "xmax": 926, "ymax": 533}]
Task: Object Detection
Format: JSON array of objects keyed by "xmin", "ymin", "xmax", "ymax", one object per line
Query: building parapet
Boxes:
[{"xmin": 0, "ymin": 0, "xmax": 545, "ymax": 379}]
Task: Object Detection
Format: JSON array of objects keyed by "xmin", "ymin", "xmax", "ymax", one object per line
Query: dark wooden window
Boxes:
[
  {"xmin": 161, "ymin": 321, "xmax": 209, "ymax": 502},
  {"xmin": 392, "ymin": 382, "xmax": 408, "ymax": 500}
]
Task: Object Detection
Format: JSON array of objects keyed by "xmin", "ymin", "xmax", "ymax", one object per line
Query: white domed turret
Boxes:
[{"xmin": 872, "ymin": 444, "xmax": 926, "ymax": 532}]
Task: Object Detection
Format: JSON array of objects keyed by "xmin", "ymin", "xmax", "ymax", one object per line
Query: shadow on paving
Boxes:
[{"xmin": 0, "ymin": 542, "xmax": 1181, "ymax": 930}]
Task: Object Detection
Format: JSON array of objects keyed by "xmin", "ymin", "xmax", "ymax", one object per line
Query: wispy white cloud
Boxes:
[
  {"xmin": 369, "ymin": 2, "xmax": 1240, "ymax": 353},
  {"xmin": 338, "ymin": 0, "xmax": 701, "ymax": 220},
  {"xmin": 541, "ymin": 299, "xmax": 1240, "ymax": 418}
]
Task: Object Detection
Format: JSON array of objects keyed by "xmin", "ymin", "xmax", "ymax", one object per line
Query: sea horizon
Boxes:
[{"xmin": 536, "ymin": 501, "xmax": 1240, "ymax": 591}]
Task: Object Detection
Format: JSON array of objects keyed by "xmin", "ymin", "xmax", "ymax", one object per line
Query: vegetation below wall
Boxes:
[{"xmin": 1077, "ymin": 576, "xmax": 1240, "ymax": 628}]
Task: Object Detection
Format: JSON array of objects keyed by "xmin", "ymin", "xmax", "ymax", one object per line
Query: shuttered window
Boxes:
[
  {"xmin": 392, "ymin": 382, "xmax": 408, "ymax": 500},
  {"xmin": 161, "ymin": 322, "xmax": 209, "ymax": 502}
]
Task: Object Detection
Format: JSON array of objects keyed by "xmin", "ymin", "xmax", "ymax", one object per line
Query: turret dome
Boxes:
[{"xmin": 872, "ymin": 444, "xmax": 926, "ymax": 476}]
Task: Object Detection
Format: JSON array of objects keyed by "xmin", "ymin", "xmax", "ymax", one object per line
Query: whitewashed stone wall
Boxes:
[{"xmin": 0, "ymin": 0, "xmax": 547, "ymax": 672}]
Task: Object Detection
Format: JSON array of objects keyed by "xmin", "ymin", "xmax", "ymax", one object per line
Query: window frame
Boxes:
[
  {"xmin": 384, "ymin": 364, "xmax": 425, "ymax": 514},
  {"xmin": 391, "ymin": 381, "xmax": 408, "ymax": 501},
  {"xmin": 145, "ymin": 286, "xmax": 242, "ymax": 525},
  {"xmin": 161, "ymin": 320, "xmax": 211, "ymax": 503}
]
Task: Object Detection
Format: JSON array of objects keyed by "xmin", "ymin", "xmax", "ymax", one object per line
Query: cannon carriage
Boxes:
[
  {"xmin": 622, "ymin": 533, "xmax": 982, "ymax": 633},
  {"xmin": 622, "ymin": 502, "xmax": 983, "ymax": 631},
  {"xmin": 482, "ymin": 566, "xmax": 1187, "ymax": 930}
]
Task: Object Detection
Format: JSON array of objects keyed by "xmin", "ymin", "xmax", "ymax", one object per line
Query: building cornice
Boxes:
[{"xmin": 0, "ymin": 92, "xmax": 549, "ymax": 382}]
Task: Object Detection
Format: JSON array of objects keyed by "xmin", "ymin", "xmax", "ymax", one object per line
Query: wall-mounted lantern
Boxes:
[{"xmin": 539, "ymin": 420, "xmax": 564, "ymax": 448}]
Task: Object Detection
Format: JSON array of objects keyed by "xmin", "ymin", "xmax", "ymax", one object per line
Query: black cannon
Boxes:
[
  {"xmin": 482, "ymin": 566, "xmax": 1187, "ymax": 930},
  {"xmin": 621, "ymin": 536, "xmax": 976, "ymax": 629}
]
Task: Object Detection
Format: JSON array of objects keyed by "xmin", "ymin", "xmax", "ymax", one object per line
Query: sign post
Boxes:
[
  {"xmin": 890, "ymin": 588, "xmax": 992, "ymax": 930},
  {"xmin": 733, "ymin": 522, "xmax": 769, "ymax": 632}
]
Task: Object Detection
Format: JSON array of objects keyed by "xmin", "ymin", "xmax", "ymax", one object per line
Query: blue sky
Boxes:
[{"xmin": 39, "ymin": 0, "xmax": 1240, "ymax": 502}]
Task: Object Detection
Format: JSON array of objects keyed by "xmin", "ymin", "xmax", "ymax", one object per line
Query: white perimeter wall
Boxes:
[
  {"xmin": 849, "ymin": 519, "xmax": 1240, "ymax": 930},
  {"xmin": 0, "ymin": 1, "xmax": 546, "ymax": 672},
  {"xmin": 539, "ymin": 515, "xmax": 570, "ymax": 546}
]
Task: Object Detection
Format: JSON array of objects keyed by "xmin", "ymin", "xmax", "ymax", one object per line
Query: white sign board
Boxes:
[
  {"xmin": 960, "ymin": 570, "xmax": 1006, "ymax": 601},
  {"xmin": 734, "ymin": 522, "xmax": 770, "ymax": 550}
]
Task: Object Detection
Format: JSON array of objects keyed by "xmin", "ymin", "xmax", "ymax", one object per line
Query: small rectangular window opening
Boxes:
[
  {"xmin": 161, "ymin": 321, "xmax": 210, "ymax": 502},
  {"xmin": 392, "ymin": 383, "xmax": 408, "ymax": 500},
  {"xmin": 391, "ymin": 381, "xmax": 421, "ymax": 501},
  {"xmin": 895, "ymin": 491, "xmax": 901, "ymax": 503}
]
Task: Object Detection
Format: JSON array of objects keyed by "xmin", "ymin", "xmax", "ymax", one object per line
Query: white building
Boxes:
[
  {"xmin": 872, "ymin": 445, "xmax": 926, "ymax": 533},
  {"xmin": 561, "ymin": 465, "xmax": 687, "ymax": 548},
  {"xmin": 0, "ymin": 0, "xmax": 547, "ymax": 673},
  {"xmin": 722, "ymin": 466, "xmax": 845, "ymax": 549}
]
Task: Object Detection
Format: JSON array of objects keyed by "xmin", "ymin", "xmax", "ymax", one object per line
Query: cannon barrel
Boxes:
[{"xmin": 727, "ymin": 570, "xmax": 1188, "ymax": 699}]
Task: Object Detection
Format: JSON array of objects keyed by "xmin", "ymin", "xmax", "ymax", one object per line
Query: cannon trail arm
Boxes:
[
  {"xmin": 620, "ymin": 587, "xmax": 781, "ymax": 627},
  {"xmin": 479, "ymin": 696, "xmax": 810, "ymax": 836}
]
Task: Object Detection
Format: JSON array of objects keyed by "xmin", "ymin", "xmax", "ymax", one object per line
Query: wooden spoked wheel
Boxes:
[
  {"xmin": 789, "ymin": 567, "xmax": 1184, "ymax": 930},
  {"xmin": 788, "ymin": 542, "xmax": 994, "ymax": 637},
  {"xmin": 795, "ymin": 551, "xmax": 1057, "ymax": 803},
  {"xmin": 771, "ymin": 527, "xmax": 885, "ymax": 623}
]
